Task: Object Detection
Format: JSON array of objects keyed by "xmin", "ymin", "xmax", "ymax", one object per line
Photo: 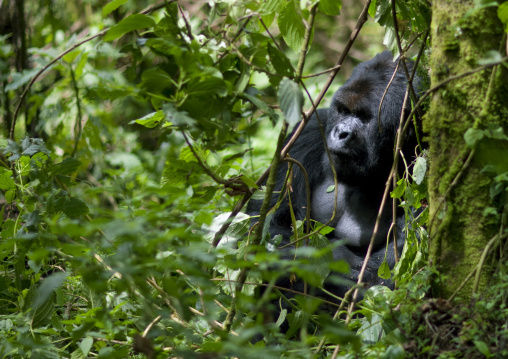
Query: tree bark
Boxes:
[{"xmin": 426, "ymin": 0, "xmax": 508, "ymax": 299}]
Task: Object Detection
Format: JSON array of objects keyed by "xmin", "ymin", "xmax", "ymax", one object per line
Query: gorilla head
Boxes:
[{"xmin": 324, "ymin": 51, "xmax": 417, "ymax": 184}]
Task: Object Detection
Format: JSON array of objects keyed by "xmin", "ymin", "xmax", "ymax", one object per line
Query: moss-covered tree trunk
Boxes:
[{"xmin": 426, "ymin": 1, "xmax": 508, "ymax": 299}]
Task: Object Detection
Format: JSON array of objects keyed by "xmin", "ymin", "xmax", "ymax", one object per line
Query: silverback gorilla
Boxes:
[{"xmin": 247, "ymin": 51, "xmax": 423, "ymax": 314}]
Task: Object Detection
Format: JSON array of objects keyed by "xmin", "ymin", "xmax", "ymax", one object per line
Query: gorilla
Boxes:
[{"xmin": 247, "ymin": 51, "xmax": 423, "ymax": 314}]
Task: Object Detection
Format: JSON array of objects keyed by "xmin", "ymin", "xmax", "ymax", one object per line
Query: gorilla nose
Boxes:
[{"xmin": 331, "ymin": 125, "xmax": 353, "ymax": 143}]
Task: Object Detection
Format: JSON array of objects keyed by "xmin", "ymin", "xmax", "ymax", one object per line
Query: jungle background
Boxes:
[{"xmin": 1, "ymin": 0, "xmax": 508, "ymax": 358}]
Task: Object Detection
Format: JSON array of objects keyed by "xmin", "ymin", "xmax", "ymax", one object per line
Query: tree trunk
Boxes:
[{"xmin": 426, "ymin": 0, "xmax": 508, "ymax": 299}]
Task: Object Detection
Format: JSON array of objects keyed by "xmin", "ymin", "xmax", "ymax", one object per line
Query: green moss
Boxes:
[{"xmin": 427, "ymin": 0, "xmax": 507, "ymax": 300}]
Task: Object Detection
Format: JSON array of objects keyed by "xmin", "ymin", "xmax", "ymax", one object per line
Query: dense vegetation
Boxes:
[{"xmin": 1, "ymin": 0, "xmax": 507, "ymax": 358}]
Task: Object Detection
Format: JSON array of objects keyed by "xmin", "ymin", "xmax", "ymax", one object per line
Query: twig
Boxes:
[
  {"xmin": 295, "ymin": 4, "xmax": 317, "ymax": 82},
  {"xmin": 283, "ymin": 158, "xmax": 311, "ymax": 234}
]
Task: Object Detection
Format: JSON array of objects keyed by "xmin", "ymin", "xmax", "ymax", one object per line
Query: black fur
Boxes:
[{"xmin": 247, "ymin": 51, "xmax": 422, "ymax": 316}]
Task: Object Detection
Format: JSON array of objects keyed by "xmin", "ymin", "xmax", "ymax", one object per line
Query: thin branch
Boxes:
[
  {"xmin": 283, "ymin": 158, "xmax": 311, "ymax": 234},
  {"xmin": 295, "ymin": 3, "xmax": 317, "ymax": 82},
  {"xmin": 377, "ymin": 58, "xmax": 402, "ymax": 131},
  {"xmin": 391, "ymin": 0, "xmax": 424, "ymax": 119}
]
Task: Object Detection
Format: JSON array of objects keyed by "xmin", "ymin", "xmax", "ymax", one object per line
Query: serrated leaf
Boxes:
[
  {"xmin": 53, "ymin": 157, "xmax": 81, "ymax": 176},
  {"xmin": 464, "ymin": 128, "xmax": 484, "ymax": 147},
  {"xmin": 278, "ymin": 1, "xmax": 306, "ymax": 53},
  {"xmin": 104, "ymin": 14, "xmax": 156, "ymax": 41},
  {"xmin": 103, "ymin": 0, "xmax": 128, "ymax": 16},
  {"xmin": 413, "ymin": 157, "xmax": 427, "ymax": 185},
  {"xmin": 378, "ymin": 261, "xmax": 391, "ymax": 279},
  {"xmin": 318, "ymin": 0, "xmax": 342, "ymax": 16},
  {"xmin": 278, "ymin": 78, "xmax": 304, "ymax": 126}
]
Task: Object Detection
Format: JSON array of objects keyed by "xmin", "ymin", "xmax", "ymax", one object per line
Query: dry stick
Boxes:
[
  {"xmin": 283, "ymin": 158, "xmax": 311, "ymax": 235},
  {"xmin": 302, "ymin": 65, "xmax": 342, "ymax": 79},
  {"xmin": 377, "ymin": 58, "xmax": 401, "ymax": 131},
  {"xmin": 390, "ymin": 0, "xmax": 424, "ymax": 120},
  {"xmin": 177, "ymin": 2, "xmax": 194, "ymax": 41},
  {"xmin": 295, "ymin": 4, "xmax": 317, "ymax": 82},
  {"xmin": 70, "ymin": 67, "xmax": 83, "ymax": 158},
  {"xmin": 9, "ymin": 0, "xmax": 172, "ymax": 140}
]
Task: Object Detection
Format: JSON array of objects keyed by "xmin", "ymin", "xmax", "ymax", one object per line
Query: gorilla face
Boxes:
[{"xmin": 324, "ymin": 52, "xmax": 411, "ymax": 184}]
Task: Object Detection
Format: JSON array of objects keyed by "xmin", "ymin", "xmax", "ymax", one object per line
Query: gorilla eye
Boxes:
[
  {"xmin": 336, "ymin": 103, "xmax": 351, "ymax": 115},
  {"xmin": 355, "ymin": 109, "xmax": 372, "ymax": 121}
]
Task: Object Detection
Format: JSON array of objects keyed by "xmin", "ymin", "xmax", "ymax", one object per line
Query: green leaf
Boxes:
[
  {"xmin": 104, "ymin": 14, "xmax": 156, "ymax": 41},
  {"xmin": 473, "ymin": 340, "xmax": 491, "ymax": 357},
  {"xmin": 53, "ymin": 157, "xmax": 81, "ymax": 176},
  {"xmin": 103, "ymin": 0, "xmax": 128, "ymax": 16},
  {"xmin": 267, "ymin": 44, "xmax": 294, "ymax": 78},
  {"xmin": 278, "ymin": 78, "xmax": 304, "ymax": 126},
  {"xmin": 5, "ymin": 68, "xmax": 39, "ymax": 91},
  {"xmin": 326, "ymin": 185, "xmax": 335, "ymax": 193},
  {"xmin": 498, "ymin": 2, "xmax": 508, "ymax": 33},
  {"xmin": 240, "ymin": 175, "xmax": 259, "ymax": 190},
  {"xmin": 0, "ymin": 170, "xmax": 14, "ymax": 190},
  {"xmin": 50, "ymin": 197, "xmax": 90, "ymax": 218},
  {"xmin": 278, "ymin": 1, "xmax": 306, "ymax": 52},
  {"xmin": 464, "ymin": 128, "xmax": 484, "ymax": 147},
  {"xmin": 391, "ymin": 178, "xmax": 406, "ymax": 198},
  {"xmin": 80, "ymin": 337, "xmax": 94, "ymax": 357},
  {"xmin": 187, "ymin": 77, "xmax": 227, "ymax": 97},
  {"xmin": 413, "ymin": 157, "xmax": 427, "ymax": 185},
  {"xmin": 478, "ymin": 50, "xmax": 503, "ymax": 65},
  {"xmin": 260, "ymin": 0, "xmax": 285, "ymax": 14},
  {"xmin": 243, "ymin": 93, "xmax": 279, "ymax": 125},
  {"xmin": 318, "ymin": 0, "xmax": 342, "ymax": 16},
  {"xmin": 378, "ymin": 261, "xmax": 391, "ymax": 279},
  {"xmin": 34, "ymin": 272, "xmax": 69, "ymax": 308},
  {"xmin": 163, "ymin": 103, "xmax": 195, "ymax": 127},
  {"xmin": 132, "ymin": 111, "xmax": 164, "ymax": 128}
]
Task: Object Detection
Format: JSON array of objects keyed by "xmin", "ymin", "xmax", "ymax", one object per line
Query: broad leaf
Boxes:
[
  {"xmin": 104, "ymin": 14, "xmax": 156, "ymax": 41},
  {"xmin": 278, "ymin": 78, "xmax": 304, "ymax": 126}
]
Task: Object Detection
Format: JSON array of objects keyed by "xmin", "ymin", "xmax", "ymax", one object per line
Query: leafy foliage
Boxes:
[{"xmin": 0, "ymin": 0, "xmax": 506, "ymax": 358}]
